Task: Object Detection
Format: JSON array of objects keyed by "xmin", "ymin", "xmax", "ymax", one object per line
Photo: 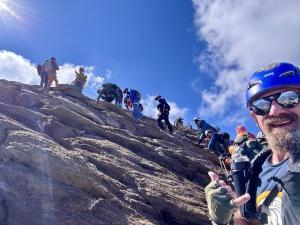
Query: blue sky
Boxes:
[{"xmin": 1, "ymin": 0, "xmax": 300, "ymax": 138}]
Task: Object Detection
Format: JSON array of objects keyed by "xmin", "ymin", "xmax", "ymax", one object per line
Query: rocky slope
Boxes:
[{"xmin": 0, "ymin": 79, "xmax": 221, "ymax": 225}]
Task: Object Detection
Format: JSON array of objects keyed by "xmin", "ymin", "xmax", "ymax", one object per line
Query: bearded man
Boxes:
[{"xmin": 205, "ymin": 62, "xmax": 300, "ymax": 225}]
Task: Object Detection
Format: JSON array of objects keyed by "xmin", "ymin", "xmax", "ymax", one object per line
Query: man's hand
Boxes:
[{"xmin": 205, "ymin": 171, "xmax": 250, "ymax": 225}]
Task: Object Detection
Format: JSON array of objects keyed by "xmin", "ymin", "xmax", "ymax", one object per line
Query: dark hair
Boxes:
[
  {"xmin": 223, "ymin": 132, "xmax": 230, "ymax": 139},
  {"xmin": 154, "ymin": 95, "xmax": 161, "ymax": 100}
]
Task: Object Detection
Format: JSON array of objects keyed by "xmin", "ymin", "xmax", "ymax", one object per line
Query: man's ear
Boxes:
[{"xmin": 250, "ymin": 111, "xmax": 256, "ymax": 120}]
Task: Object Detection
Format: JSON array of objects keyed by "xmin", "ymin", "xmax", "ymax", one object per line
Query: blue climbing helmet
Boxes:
[{"xmin": 246, "ymin": 62, "xmax": 300, "ymax": 107}]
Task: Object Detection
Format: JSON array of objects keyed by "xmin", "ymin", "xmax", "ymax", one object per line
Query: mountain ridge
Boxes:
[{"xmin": 0, "ymin": 79, "xmax": 220, "ymax": 225}]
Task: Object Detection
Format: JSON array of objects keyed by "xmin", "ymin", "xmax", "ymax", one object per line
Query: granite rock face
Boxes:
[{"xmin": 0, "ymin": 80, "xmax": 221, "ymax": 225}]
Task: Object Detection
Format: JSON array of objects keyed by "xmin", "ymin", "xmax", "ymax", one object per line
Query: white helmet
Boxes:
[
  {"xmin": 193, "ymin": 117, "xmax": 200, "ymax": 122},
  {"xmin": 205, "ymin": 129, "xmax": 213, "ymax": 136},
  {"xmin": 256, "ymin": 131, "xmax": 265, "ymax": 139}
]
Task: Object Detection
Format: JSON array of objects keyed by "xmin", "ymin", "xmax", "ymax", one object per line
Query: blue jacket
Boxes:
[
  {"xmin": 196, "ymin": 120, "xmax": 218, "ymax": 133},
  {"xmin": 208, "ymin": 132, "xmax": 230, "ymax": 155},
  {"xmin": 128, "ymin": 89, "xmax": 141, "ymax": 103}
]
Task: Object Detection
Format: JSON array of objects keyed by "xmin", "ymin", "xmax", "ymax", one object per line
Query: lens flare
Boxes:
[
  {"xmin": 0, "ymin": 0, "xmax": 21, "ymax": 22},
  {"xmin": 0, "ymin": 0, "xmax": 13, "ymax": 14}
]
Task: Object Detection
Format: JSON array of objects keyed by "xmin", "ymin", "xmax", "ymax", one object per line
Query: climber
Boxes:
[
  {"xmin": 73, "ymin": 67, "xmax": 87, "ymax": 91},
  {"xmin": 233, "ymin": 125, "xmax": 257, "ymax": 148},
  {"xmin": 232, "ymin": 138, "xmax": 263, "ymax": 161},
  {"xmin": 43, "ymin": 56, "xmax": 59, "ymax": 89},
  {"xmin": 256, "ymin": 131, "xmax": 268, "ymax": 148},
  {"xmin": 97, "ymin": 83, "xmax": 123, "ymax": 107},
  {"xmin": 36, "ymin": 64, "xmax": 48, "ymax": 88},
  {"xmin": 207, "ymin": 130, "xmax": 231, "ymax": 157},
  {"xmin": 155, "ymin": 95, "xmax": 173, "ymax": 133},
  {"xmin": 205, "ymin": 62, "xmax": 300, "ymax": 225},
  {"xmin": 174, "ymin": 117, "xmax": 184, "ymax": 130},
  {"xmin": 123, "ymin": 94, "xmax": 132, "ymax": 110},
  {"xmin": 234, "ymin": 125, "xmax": 256, "ymax": 143},
  {"xmin": 193, "ymin": 117, "xmax": 218, "ymax": 144},
  {"xmin": 231, "ymin": 125, "xmax": 263, "ymax": 160},
  {"xmin": 123, "ymin": 88, "xmax": 143, "ymax": 119}
]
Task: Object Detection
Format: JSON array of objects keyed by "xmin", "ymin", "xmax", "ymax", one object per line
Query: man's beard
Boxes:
[{"xmin": 263, "ymin": 113, "xmax": 300, "ymax": 155}]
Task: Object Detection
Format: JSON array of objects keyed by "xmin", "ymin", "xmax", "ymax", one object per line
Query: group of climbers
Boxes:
[
  {"xmin": 96, "ymin": 84, "xmax": 144, "ymax": 119},
  {"xmin": 96, "ymin": 84, "xmax": 175, "ymax": 131},
  {"xmin": 35, "ymin": 58, "xmax": 265, "ymax": 151},
  {"xmin": 36, "ymin": 57, "xmax": 144, "ymax": 119},
  {"xmin": 203, "ymin": 123, "xmax": 264, "ymax": 159},
  {"xmin": 123, "ymin": 88, "xmax": 143, "ymax": 119},
  {"xmin": 35, "ymin": 57, "xmax": 300, "ymax": 224},
  {"xmin": 35, "ymin": 57, "xmax": 266, "ymax": 152},
  {"xmin": 188, "ymin": 115, "xmax": 266, "ymax": 173},
  {"xmin": 35, "ymin": 57, "xmax": 176, "ymax": 128},
  {"xmin": 37, "ymin": 56, "xmax": 88, "ymax": 92}
]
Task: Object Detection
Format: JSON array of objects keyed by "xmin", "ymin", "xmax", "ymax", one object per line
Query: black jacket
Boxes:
[{"xmin": 157, "ymin": 99, "xmax": 170, "ymax": 114}]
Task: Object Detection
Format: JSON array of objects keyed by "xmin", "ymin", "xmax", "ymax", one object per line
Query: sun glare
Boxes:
[
  {"xmin": 0, "ymin": 0, "xmax": 11, "ymax": 12},
  {"xmin": 0, "ymin": 0, "xmax": 19, "ymax": 21}
]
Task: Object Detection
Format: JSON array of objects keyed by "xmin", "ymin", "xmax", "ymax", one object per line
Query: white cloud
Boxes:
[
  {"xmin": 105, "ymin": 69, "xmax": 112, "ymax": 81},
  {"xmin": 0, "ymin": 50, "xmax": 38, "ymax": 84},
  {"xmin": 56, "ymin": 63, "xmax": 78, "ymax": 84},
  {"xmin": 141, "ymin": 95, "xmax": 188, "ymax": 122},
  {"xmin": 220, "ymin": 111, "xmax": 248, "ymax": 128},
  {"xmin": 87, "ymin": 75, "xmax": 105, "ymax": 89},
  {"xmin": 192, "ymin": 0, "xmax": 300, "ymax": 117},
  {"xmin": 0, "ymin": 50, "xmax": 105, "ymax": 90}
]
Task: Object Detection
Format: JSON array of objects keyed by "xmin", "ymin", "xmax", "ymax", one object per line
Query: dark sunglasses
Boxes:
[{"xmin": 250, "ymin": 90, "xmax": 300, "ymax": 116}]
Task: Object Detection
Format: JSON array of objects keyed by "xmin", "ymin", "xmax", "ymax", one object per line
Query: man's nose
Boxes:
[{"xmin": 268, "ymin": 100, "xmax": 286, "ymax": 116}]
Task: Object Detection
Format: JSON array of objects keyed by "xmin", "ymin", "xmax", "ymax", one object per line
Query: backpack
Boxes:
[
  {"xmin": 240, "ymin": 149, "xmax": 275, "ymax": 221},
  {"xmin": 164, "ymin": 101, "xmax": 170, "ymax": 112},
  {"xmin": 36, "ymin": 65, "xmax": 42, "ymax": 75},
  {"xmin": 138, "ymin": 103, "xmax": 144, "ymax": 112},
  {"xmin": 130, "ymin": 89, "xmax": 141, "ymax": 102},
  {"xmin": 42, "ymin": 60, "xmax": 53, "ymax": 74},
  {"xmin": 99, "ymin": 83, "xmax": 117, "ymax": 95},
  {"xmin": 233, "ymin": 138, "xmax": 263, "ymax": 160},
  {"xmin": 116, "ymin": 87, "xmax": 123, "ymax": 103},
  {"xmin": 103, "ymin": 83, "xmax": 117, "ymax": 90}
]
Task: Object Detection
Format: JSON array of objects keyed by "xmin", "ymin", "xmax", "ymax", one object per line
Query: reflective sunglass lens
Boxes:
[
  {"xmin": 277, "ymin": 91, "xmax": 299, "ymax": 108},
  {"xmin": 252, "ymin": 99, "xmax": 271, "ymax": 115},
  {"xmin": 253, "ymin": 107, "xmax": 267, "ymax": 116}
]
